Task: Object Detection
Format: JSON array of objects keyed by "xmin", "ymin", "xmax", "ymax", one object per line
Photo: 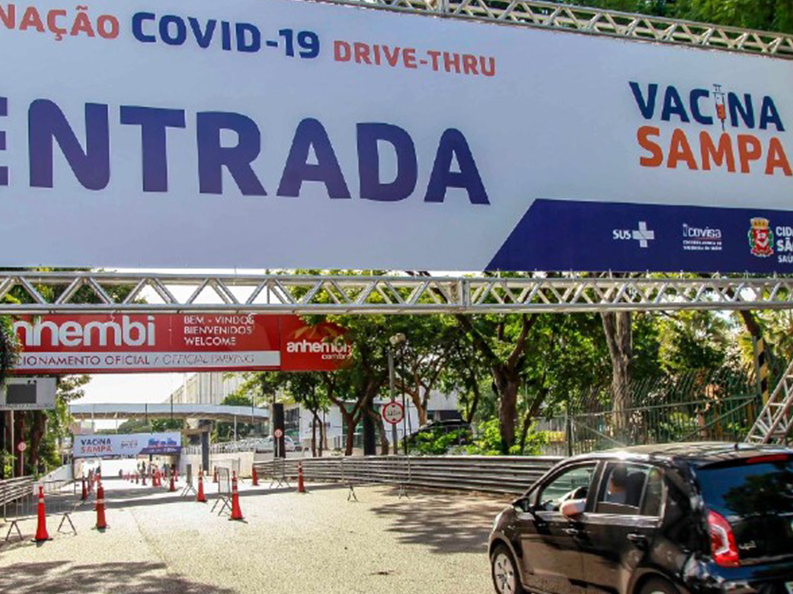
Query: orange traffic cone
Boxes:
[
  {"xmin": 96, "ymin": 482, "xmax": 108, "ymax": 530},
  {"xmin": 252, "ymin": 467, "xmax": 259, "ymax": 487},
  {"xmin": 34, "ymin": 485, "xmax": 50, "ymax": 542},
  {"xmin": 213, "ymin": 467, "xmax": 218, "ymax": 483},
  {"xmin": 297, "ymin": 462, "xmax": 307, "ymax": 494},
  {"xmin": 169, "ymin": 473, "xmax": 176, "ymax": 493},
  {"xmin": 230, "ymin": 472, "xmax": 243, "ymax": 521},
  {"xmin": 81, "ymin": 477, "xmax": 88, "ymax": 501},
  {"xmin": 197, "ymin": 468, "xmax": 207, "ymax": 503}
]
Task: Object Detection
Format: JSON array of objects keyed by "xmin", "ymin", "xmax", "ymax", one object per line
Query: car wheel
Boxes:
[
  {"xmin": 490, "ymin": 544, "xmax": 524, "ymax": 594},
  {"xmin": 639, "ymin": 577, "xmax": 681, "ymax": 594}
]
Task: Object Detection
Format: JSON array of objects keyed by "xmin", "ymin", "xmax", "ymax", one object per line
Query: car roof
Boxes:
[{"xmin": 568, "ymin": 441, "xmax": 793, "ymax": 467}]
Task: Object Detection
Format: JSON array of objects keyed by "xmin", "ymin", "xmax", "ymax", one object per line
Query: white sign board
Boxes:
[
  {"xmin": 73, "ymin": 432, "xmax": 182, "ymax": 458},
  {"xmin": 0, "ymin": 377, "xmax": 57, "ymax": 410},
  {"xmin": 0, "ymin": 0, "xmax": 791, "ymax": 273}
]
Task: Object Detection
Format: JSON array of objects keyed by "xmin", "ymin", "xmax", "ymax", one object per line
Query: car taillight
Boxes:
[{"xmin": 708, "ymin": 510, "xmax": 740, "ymax": 567}]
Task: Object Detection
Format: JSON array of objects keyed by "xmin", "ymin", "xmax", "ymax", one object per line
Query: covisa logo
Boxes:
[
  {"xmin": 14, "ymin": 316, "xmax": 156, "ymax": 348},
  {"xmin": 630, "ymin": 82, "xmax": 791, "ymax": 177}
]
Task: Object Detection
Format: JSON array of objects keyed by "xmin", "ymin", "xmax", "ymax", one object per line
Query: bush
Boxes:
[
  {"xmin": 460, "ymin": 419, "xmax": 549, "ymax": 456},
  {"xmin": 410, "ymin": 427, "xmax": 471, "ymax": 455}
]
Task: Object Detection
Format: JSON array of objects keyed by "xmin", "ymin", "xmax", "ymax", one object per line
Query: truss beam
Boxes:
[
  {"xmin": 746, "ymin": 358, "xmax": 793, "ymax": 445},
  {"xmin": 1, "ymin": 271, "xmax": 793, "ymax": 314},
  {"xmin": 317, "ymin": 0, "xmax": 793, "ymax": 59}
]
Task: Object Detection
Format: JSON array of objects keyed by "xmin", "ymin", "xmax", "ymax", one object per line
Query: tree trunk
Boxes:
[
  {"xmin": 601, "ymin": 311, "xmax": 632, "ymax": 437},
  {"xmin": 495, "ymin": 371, "xmax": 521, "ymax": 454},
  {"xmin": 518, "ymin": 390, "xmax": 546, "ymax": 455},
  {"xmin": 464, "ymin": 378, "xmax": 481, "ymax": 423},
  {"xmin": 28, "ymin": 411, "xmax": 46, "ymax": 472},
  {"xmin": 310, "ymin": 414, "xmax": 317, "ymax": 457},
  {"xmin": 316, "ymin": 413, "xmax": 325, "ymax": 457},
  {"xmin": 371, "ymin": 408, "xmax": 389, "ymax": 455},
  {"xmin": 344, "ymin": 416, "xmax": 357, "ymax": 456}
]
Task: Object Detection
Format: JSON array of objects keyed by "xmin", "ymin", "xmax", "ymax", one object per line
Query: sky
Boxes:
[{"xmin": 80, "ymin": 373, "xmax": 187, "ymax": 405}]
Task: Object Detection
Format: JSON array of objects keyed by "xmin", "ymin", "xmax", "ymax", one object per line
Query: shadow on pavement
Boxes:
[
  {"xmin": 369, "ymin": 490, "xmax": 507, "ymax": 555},
  {"xmin": 0, "ymin": 561, "xmax": 235, "ymax": 594}
]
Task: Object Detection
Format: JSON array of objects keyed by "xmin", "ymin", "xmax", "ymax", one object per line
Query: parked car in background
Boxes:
[
  {"xmin": 489, "ymin": 442, "xmax": 793, "ymax": 594},
  {"xmin": 255, "ymin": 435, "xmax": 298, "ymax": 453}
]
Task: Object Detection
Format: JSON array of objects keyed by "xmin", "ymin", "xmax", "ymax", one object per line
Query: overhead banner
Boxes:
[
  {"xmin": 0, "ymin": 0, "xmax": 790, "ymax": 273},
  {"xmin": 73, "ymin": 432, "xmax": 182, "ymax": 458},
  {"xmin": 12, "ymin": 314, "xmax": 350, "ymax": 373}
]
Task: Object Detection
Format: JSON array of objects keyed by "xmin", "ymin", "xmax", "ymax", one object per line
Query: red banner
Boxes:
[
  {"xmin": 279, "ymin": 317, "xmax": 352, "ymax": 372},
  {"xmin": 12, "ymin": 315, "xmax": 349, "ymax": 374}
]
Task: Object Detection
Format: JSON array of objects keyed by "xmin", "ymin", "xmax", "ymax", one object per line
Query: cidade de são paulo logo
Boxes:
[
  {"xmin": 749, "ymin": 217, "xmax": 774, "ymax": 258},
  {"xmin": 630, "ymin": 81, "xmax": 790, "ymax": 177},
  {"xmin": 749, "ymin": 217, "xmax": 793, "ymax": 263}
]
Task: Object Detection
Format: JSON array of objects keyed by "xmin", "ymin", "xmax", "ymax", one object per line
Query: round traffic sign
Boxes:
[
  {"xmin": 382, "ymin": 402, "xmax": 405, "ymax": 425},
  {"xmin": 274, "ymin": 428, "xmax": 284, "ymax": 438},
  {"xmin": 17, "ymin": 441, "xmax": 27, "ymax": 452}
]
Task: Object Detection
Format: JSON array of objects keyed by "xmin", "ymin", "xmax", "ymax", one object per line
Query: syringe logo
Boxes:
[{"xmin": 713, "ymin": 84, "xmax": 727, "ymax": 131}]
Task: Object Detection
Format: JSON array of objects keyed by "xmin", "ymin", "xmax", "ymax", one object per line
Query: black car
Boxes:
[{"xmin": 489, "ymin": 442, "xmax": 793, "ymax": 594}]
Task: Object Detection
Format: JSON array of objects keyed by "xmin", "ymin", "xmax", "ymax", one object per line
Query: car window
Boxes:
[
  {"xmin": 595, "ymin": 462, "xmax": 664, "ymax": 517},
  {"xmin": 537, "ymin": 464, "xmax": 596, "ymax": 512},
  {"xmin": 698, "ymin": 458, "xmax": 793, "ymax": 561}
]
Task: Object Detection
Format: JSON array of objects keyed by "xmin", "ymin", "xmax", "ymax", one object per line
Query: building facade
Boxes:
[{"xmin": 166, "ymin": 372, "xmax": 248, "ymax": 405}]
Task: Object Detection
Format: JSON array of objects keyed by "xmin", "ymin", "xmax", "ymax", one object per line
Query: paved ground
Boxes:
[{"xmin": 0, "ymin": 467, "xmax": 507, "ymax": 594}]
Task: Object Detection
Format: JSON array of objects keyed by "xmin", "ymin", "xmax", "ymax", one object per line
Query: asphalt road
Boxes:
[{"xmin": 0, "ymin": 464, "xmax": 507, "ymax": 594}]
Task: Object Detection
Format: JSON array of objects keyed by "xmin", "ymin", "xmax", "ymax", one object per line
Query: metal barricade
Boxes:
[
  {"xmin": 1, "ymin": 476, "xmax": 78, "ymax": 542},
  {"xmin": 180, "ymin": 464, "xmax": 197, "ymax": 497},
  {"xmin": 252, "ymin": 455, "xmax": 562, "ymax": 498},
  {"xmin": 211, "ymin": 467, "xmax": 232, "ymax": 516}
]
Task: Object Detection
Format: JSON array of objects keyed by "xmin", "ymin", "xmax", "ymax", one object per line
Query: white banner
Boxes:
[
  {"xmin": 73, "ymin": 432, "xmax": 182, "ymax": 458},
  {"xmin": 0, "ymin": 0, "xmax": 791, "ymax": 273},
  {"xmin": 16, "ymin": 350, "xmax": 280, "ymax": 373}
]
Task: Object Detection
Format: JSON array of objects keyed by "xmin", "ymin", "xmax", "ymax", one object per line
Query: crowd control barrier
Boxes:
[
  {"xmin": 1, "ymin": 477, "xmax": 79, "ymax": 542},
  {"xmin": 253, "ymin": 456, "xmax": 562, "ymax": 496}
]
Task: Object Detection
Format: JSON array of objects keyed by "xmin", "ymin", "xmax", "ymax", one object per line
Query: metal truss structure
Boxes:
[
  {"xmin": 2, "ymin": 271, "xmax": 793, "ymax": 315},
  {"xmin": 746, "ymin": 358, "xmax": 793, "ymax": 445},
  {"xmin": 320, "ymin": 0, "xmax": 793, "ymax": 59}
]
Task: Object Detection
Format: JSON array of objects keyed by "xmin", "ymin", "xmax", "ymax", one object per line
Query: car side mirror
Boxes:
[
  {"xmin": 512, "ymin": 497, "xmax": 531, "ymax": 513},
  {"xmin": 560, "ymin": 499, "xmax": 585, "ymax": 519}
]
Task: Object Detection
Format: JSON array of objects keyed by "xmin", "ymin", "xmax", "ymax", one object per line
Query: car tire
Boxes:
[
  {"xmin": 490, "ymin": 544, "xmax": 524, "ymax": 594},
  {"xmin": 639, "ymin": 577, "xmax": 681, "ymax": 594}
]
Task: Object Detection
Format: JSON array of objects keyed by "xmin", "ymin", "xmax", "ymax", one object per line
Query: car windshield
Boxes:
[{"xmin": 699, "ymin": 457, "xmax": 793, "ymax": 561}]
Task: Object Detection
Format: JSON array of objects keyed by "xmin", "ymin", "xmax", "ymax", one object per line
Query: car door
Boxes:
[
  {"xmin": 578, "ymin": 461, "xmax": 665, "ymax": 594},
  {"xmin": 516, "ymin": 462, "xmax": 598, "ymax": 594}
]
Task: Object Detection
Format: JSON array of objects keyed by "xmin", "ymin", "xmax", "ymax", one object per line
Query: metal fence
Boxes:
[
  {"xmin": 1, "ymin": 477, "xmax": 80, "ymax": 542},
  {"xmin": 254, "ymin": 455, "xmax": 560, "ymax": 496},
  {"xmin": 537, "ymin": 366, "xmax": 772, "ymax": 456}
]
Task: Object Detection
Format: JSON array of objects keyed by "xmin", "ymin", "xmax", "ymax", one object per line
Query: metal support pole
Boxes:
[
  {"xmin": 9, "ymin": 411, "xmax": 14, "ymax": 478},
  {"xmin": 388, "ymin": 348, "xmax": 397, "ymax": 454}
]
